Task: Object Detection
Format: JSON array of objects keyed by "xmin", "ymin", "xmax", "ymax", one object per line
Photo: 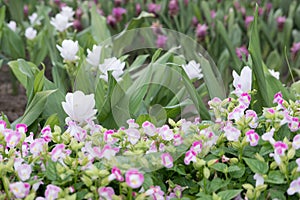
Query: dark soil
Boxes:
[{"xmin": 0, "ymin": 65, "xmax": 27, "ymax": 122}]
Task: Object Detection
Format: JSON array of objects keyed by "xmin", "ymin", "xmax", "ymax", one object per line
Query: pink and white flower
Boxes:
[
  {"xmin": 125, "ymin": 169, "xmax": 144, "ymax": 189},
  {"xmin": 223, "ymin": 122, "xmax": 241, "ymax": 142},
  {"xmin": 184, "ymin": 150, "xmax": 197, "ymax": 165},
  {"xmin": 41, "ymin": 125, "xmax": 52, "ymax": 142},
  {"xmin": 125, "ymin": 128, "xmax": 140, "ymax": 145},
  {"xmin": 99, "ymin": 144, "xmax": 119, "ymax": 160},
  {"xmin": 228, "ymin": 104, "xmax": 246, "ymax": 121},
  {"xmin": 5, "ymin": 130, "xmax": 21, "ymax": 148},
  {"xmin": 98, "ymin": 187, "xmax": 115, "ymax": 200},
  {"xmin": 17, "ymin": 164, "xmax": 32, "ymax": 181},
  {"xmin": 232, "ymin": 66, "xmax": 252, "ymax": 96},
  {"xmin": 293, "ymin": 135, "xmax": 300, "ymax": 150},
  {"xmin": 245, "ymin": 130, "xmax": 260, "ymax": 146},
  {"xmin": 191, "ymin": 140, "xmax": 203, "ymax": 154},
  {"xmin": 158, "ymin": 125, "xmax": 174, "ymax": 141},
  {"xmin": 51, "ymin": 144, "xmax": 66, "ymax": 162},
  {"xmin": 16, "ymin": 123, "xmax": 27, "ymax": 134},
  {"xmin": 253, "ymin": 173, "xmax": 264, "ymax": 187},
  {"xmin": 10, "ymin": 182, "xmax": 30, "ymax": 199},
  {"xmin": 238, "ymin": 93, "xmax": 251, "ymax": 107},
  {"xmin": 161, "ymin": 153, "xmax": 173, "ymax": 168},
  {"xmin": 262, "ymin": 128, "xmax": 276, "ymax": 145},
  {"xmin": 145, "ymin": 186, "xmax": 165, "ymax": 200},
  {"xmin": 173, "ymin": 134, "xmax": 183, "ymax": 146},
  {"xmin": 104, "ymin": 130, "xmax": 118, "ymax": 144},
  {"xmin": 45, "ymin": 184, "xmax": 61, "ymax": 200},
  {"xmin": 288, "ymin": 117, "xmax": 300, "ymax": 132},
  {"xmin": 30, "ymin": 138, "xmax": 45, "ymax": 157},
  {"xmin": 108, "ymin": 166, "xmax": 124, "ymax": 182},
  {"xmin": 0, "ymin": 120, "xmax": 6, "ymax": 131},
  {"xmin": 245, "ymin": 110, "xmax": 258, "ymax": 128},
  {"xmin": 142, "ymin": 121, "xmax": 157, "ymax": 136},
  {"xmin": 296, "ymin": 158, "xmax": 300, "ymax": 172},
  {"xmin": 274, "ymin": 141, "xmax": 288, "ymax": 156},
  {"xmin": 287, "ymin": 177, "xmax": 300, "ymax": 195}
]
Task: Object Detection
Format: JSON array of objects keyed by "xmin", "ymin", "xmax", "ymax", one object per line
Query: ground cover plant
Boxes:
[{"xmin": 0, "ymin": 0, "xmax": 300, "ymax": 199}]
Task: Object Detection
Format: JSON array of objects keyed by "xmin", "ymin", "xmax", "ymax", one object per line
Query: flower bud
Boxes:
[
  {"xmin": 135, "ymin": 194, "xmax": 147, "ymax": 200},
  {"xmin": 99, "ymin": 170, "xmax": 110, "ymax": 177},
  {"xmin": 243, "ymin": 183, "xmax": 254, "ymax": 190},
  {"xmin": 254, "ymin": 153, "xmax": 265, "ymax": 162},
  {"xmin": 212, "ymin": 193, "xmax": 222, "ymax": 200},
  {"xmin": 207, "ymin": 159, "xmax": 218, "ymax": 167},
  {"xmin": 270, "ymin": 161, "xmax": 278, "ymax": 169},
  {"xmin": 81, "ymin": 175, "xmax": 93, "ymax": 187},
  {"xmin": 256, "ymin": 184, "xmax": 267, "ymax": 192},
  {"xmin": 230, "ymin": 158, "xmax": 239, "ymax": 164},
  {"xmin": 56, "ymin": 163, "xmax": 65, "ymax": 174},
  {"xmin": 193, "ymin": 158, "xmax": 206, "ymax": 169},
  {"xmin": 203, "ymin": 166, "xmax": 210, "ymax": 179},
  {"xmin": 287, "ymin": 148, "xmax": 296, "ymax": 159},
  {"xmin": 246, "ymin": 189, "xmax": 254, "ymax": 199},
  {"xmin": 101, "ymin": 177, "xmax": 110, "ymax": 186}
]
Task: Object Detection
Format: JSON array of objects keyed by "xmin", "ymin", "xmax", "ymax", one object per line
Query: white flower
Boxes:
[
  {"xmin": 268, "ymin": 69, "xmax": 280, "ymax": 80},
  {"xmin": 50, "ymin": 13, "xmax": 73, "ymax": 32},
  {"xmin": 28, "ymin": 12, "xmax": 41, "ymax": 25},
  {"xmin": 62, "ymin": 90, "xmax": 97, "ymax": 123},
  {"xmin": 99, "ymin": 57, "xmax": 125, "ymax": 82},
  {"xmin": 60, "ymin": 6, "xmax": 75, "ymax": 21},
  {"xmin": 86, "ymin": 45, "xmax": 102, "ymax": 66},
  {"xmin": 232, "ymin": 66, "xmax": 252, "ymax": 95},
  {"xmin": 25, "ymin": 27, "xmax": 37, "ymax": 40},
  {"xmin": 182, "ymin": 60, "xmax": 203, "ymax": 80},
  {"xmin": 253, "ymin": 173, "xmax": 264, "ymax": 187},
  {"xmin": 56, "ymin": 39, "xmax": 79, "ymax": 62},
  {"xmin": 7, "ymin": 20, "xmax": 17, "ymax": 32}
]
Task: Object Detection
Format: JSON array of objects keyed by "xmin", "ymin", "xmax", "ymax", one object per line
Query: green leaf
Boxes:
[
  {"xmin": 129, "ymin": 54, "xmax": 149, "ymax": 72},
  {"xmin": 1, "ymin": 26, "xmax": 25, "ymax": 59},
  {"xmin": 19, "ymin": 90, "xmax": 56, "ymax": 127},
  {"xmin": 45, "ymin": 159, "xmax": 58, "ymax": 181},
  {"xmin": 169, "ymin": 164, "xmax": 187, "ymax": 175},
  {"xmin": 210, "ymin": 163, "xmax": 228, "ymax": 173},
  {"xmin": 248, "ymin": 6, "xmax": 270, "ymax": 106},
  {"xmin": 266, "ymin": 50, "xmax": 282, "ymax": 70},
  {"xmin": 243, "ymin": 158, "xmax": 268, "ymax": 174},
  {"xmin": 142, "ymin": 173, "xmax": 154, "ymax": 190},
  {"xmin": 6, "ymin": 0, "xmax": 24, "ymax": 24},
  {"xmin": 207, "ymin": 178, "xmax": 230, "ymax": 193},
  {"xmin": 269, "ymin": 189, "xmax": 286, "ymax": 200},
  {"xmin": 265, "ymin": 171, "xmax": 286, "ymax": 184},
  {"xmin": 33, "ymin": 65, "xmax": 45, "ymax": 94},
  {"xmin": 229, "ymin": 164, "xmax": 245, "ymax": 179},
  {"xmin": 44, "ymin": 114, "xmax": 60, "ymax": 130},
  {"xmin": 217, "ymin": 189, "xmax": 243, "ymax": 200},
  {"xmin": 91, "ymin": 5, "xmax": 110, "ymax": 44}
]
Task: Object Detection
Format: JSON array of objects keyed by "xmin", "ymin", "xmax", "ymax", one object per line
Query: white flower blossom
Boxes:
[
  {"xmin": 268, "ymin": 69, "xmax": 280, "ymax": 80},
  {"xmin": 50, "ymin": 13, "xmax": 72, "ymax": 32},
  {"xmin": 28, "ymin": 13, "xmax": 41, "ymax": 25},
  {"xmin": 60, "ymin": 6, "xmax": 75, "ymax": 21},
  {"xmin": 56, "ymin": 39, "xmax": 79, "ymax": 62},
  {"xmin": 62, "ymin": 90, "xmax": 97, "ymax": 123},
  {"xmin": 25, "ymin": 27, "xmax": 37, "ymax": 40},
  {"xmin": 99, "ymin": 57, "xmax": 125, "ymax": 82},
  {"xmin": 232, "ymin": 66, "xmax": 252, "ymax": 96},
  {"xmin": 86, "ymin": 45, "xmax": 102, "ymax": 67},
  {"xmin": 7, "ymin": 20, "xmax": 17, "ymax": 32},
  {"xmin": 182, "ymin": 60, "xmax": 203, "ymax": 80}
]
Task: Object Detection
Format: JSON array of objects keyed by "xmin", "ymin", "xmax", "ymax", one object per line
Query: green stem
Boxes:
[
  {"xmin": 128, "ymin": 187, "xmax": 133, "ymax": 200},
  {"xmin": 1, "ymin": 176, "xmax": 11, "ymax": 199}
]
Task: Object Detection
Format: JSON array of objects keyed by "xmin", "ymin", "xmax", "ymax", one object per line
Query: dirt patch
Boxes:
[{"xmin": 0, "ymin": 65, "xmax": 27, "ymax": 122}]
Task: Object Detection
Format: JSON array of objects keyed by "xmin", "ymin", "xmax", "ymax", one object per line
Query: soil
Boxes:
[{"xmin": 0, "ymin": 65, "xmax": 27, "ymax": 122}]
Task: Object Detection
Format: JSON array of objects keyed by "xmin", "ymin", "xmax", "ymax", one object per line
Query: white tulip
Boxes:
[
  {"xmin": 269, "ymin": 69, "xmax": 280, "ymax": 80},
  {"xmin": 56, "ymin": 39, "xmax": 79, "ymax": 62},
  {"xmin": 232, "ymin": 66, "xmax": 252, "ymax": 96},
  {"xmin": 25, "ymin": 27, "xmax": 37, "ymax": 40},
  {"xmin": 28, "ymin": 13, "xmax": 41, "ymax": 25},
  {"xmin": 182, "ymin": 60, "xmax": 203, "ymax": 80},
  {"xmin": 50, "ymin": 13, "xmax": 72, "ymax": 32},
  {"xmin": 99, "ymin": 57, "xmax": 125, "ymax": 82},
  {"xmin": 86, "ymin": 45, "xmax": 102, "ymax": 67},
  {"xmin": 62, "ymin": 90, "xmax": 97, "ymax": 123},
  {"xmin": 60, "ymin": 6, "xmax": 75, "ymax": 21}
]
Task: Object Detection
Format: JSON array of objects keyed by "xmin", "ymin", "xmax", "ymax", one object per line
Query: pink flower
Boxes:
[
  {"xmin": 173, "ymin": 134, "xmax": 183, "ymax": 146},
  {"xmin": 30, "ymin": 138, "xmax": 45, "ymax": 157},
  {"xmin": 196, "ymin": 23, "xmax": 208, "ymax": 40},
  {"xmin": 51, "ymin": 144, "xmax": 66, "ymax": 162},
  {"xmin": 236, "ymin": 45, "xmax": 249, "ymax": 61},
  {"xmin": 145, "ymin": 186, "xmax": 165, "ymax": 199},
  {"xmin": 232, "ymin": 66, "xmax": 252, "ymax": 96},
  {"xmin": 41, "ymin": 125, "xmax": 52, "ymax": 142},
  {"xmin": 158, "ymin": 125, "xmax": 174, "ymax": 141},
  {"xmin": 245, "ymin": 16, "xmax": 254, "ymax": 28},
  {"xmin": 293, "ymin": 135, "xmax": 300, "ymax": 149},
  {"xmin": 146, "ymin": 141, "xmax": 157, "ymax": 154},
  {"xmin": 108, "ymin": 166, "xmax": 124, "ymax": 181},
  {"xmin": 67, "ymin": 121, "xmax": 87, "ymax": 141},
  {"xmin": 159, "ymin": 143, "xmax": 165, "ymax": 152},
  {"xmin": 16, "ymin": 123, "xmax": 27, "ymax": 133},
  {"xmin": 142, "ymin": 121, "xmax": 157, "ymax": 136},
  {"xmin": 168, "ymin": 0, "xmax": 179, "ymax": 16},
  {"xmin": 184, "ymin": 149, "xmax": 197, "ymax": 165},
  {"xmin": 104, "ymin": 130, "xmax": 118, "ymax": 144},
  {"xmin": 191, "ymin": 140, "xmax": 203, "ymax": 154},
  {"xmin": 127, "ymin": 119, "xmax": 139, "ymax": 128},
  {"xmin": 288, "ymin": 117, "xmax": 300, "ymax": 132},
  {"xmin": 245, "ymin": 130, "xmax": 260, "ymax": 146},
  {"xmin": 228, "ymin": 104, "xmax": 246, "ymax": 121},
  {"xmin": 98, "ymin": 144, "xmax": 119, "ymax": 160},
  {"xmin": 148, "ymin": 3, "xmax": 161, "ymax": 14},
  {"xmin": 274, "ymin": 141, "xmax": 288, "ymax": 156},
  {"xmin": 245, "ymin": 110, "xmax": 258, "ymax": 128},
  {"xmin": 296, "ymin": 158, "xmax": 300, "ymax": 172},
  {"xmin": 98, "ymin": 187, "xmax": 115, "ymax": 200},
  {"xmin": 5, "ymin": 130, "xmax": 21, "ymax": 148},
  {"xmin": 17, "ymin": 164, "xmax": 32, "ymax": 181},
  {"xmin": 161, "ymin": 153, "xmax": 173, "ymax": 168},
  {"xmin": 45, "ymin": 184, "xmax": 61, "ymax": 200},
  {"xmin": 261, "ymin": 128, "xmax": 276, "ymax": 145},
  {"xmin": 291, "ymin": 42, "xmax": 300, "ymax": 59},
  {"xmin": 135, "ymin": 3, "xmax": 141, "ymax": 16},
  {"xmin": 125, "ymin": 128, "xmax": 140, "ymax": 145},
  {"xmin": 223, "ymin": 122, "xmax": 241, "ymax": 142},
  {"xmin": 287, "ymin": 177, "xmax": 300, "ymax": 195},
  {"xmin": 239, "ymin": 93, "xmax": 251, "ymax": 107},
  {"xmin": 125, "ymin": 169, "xmax": 144, "ymax": 189},
  {"xmin": 156, "ymin": 35, "xmax": 168, "ymax": 48},
  {"xmin": 10, "ymin": 182, "xmax": 30, "ymax": 199},
  {"xmin": 0, "ymin": 120, "xmax": 6, "ymax": 131},
  {"xmin": 112, "ymin": 7, "xmax": 126, "ymax": 22},
  {"xmin": 107, "ymin": 15, "xmax": 117, "ymax": 27},
  {"xmin": 276, "ymin": 16, "xmax": 286, "ymax": 31}
]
